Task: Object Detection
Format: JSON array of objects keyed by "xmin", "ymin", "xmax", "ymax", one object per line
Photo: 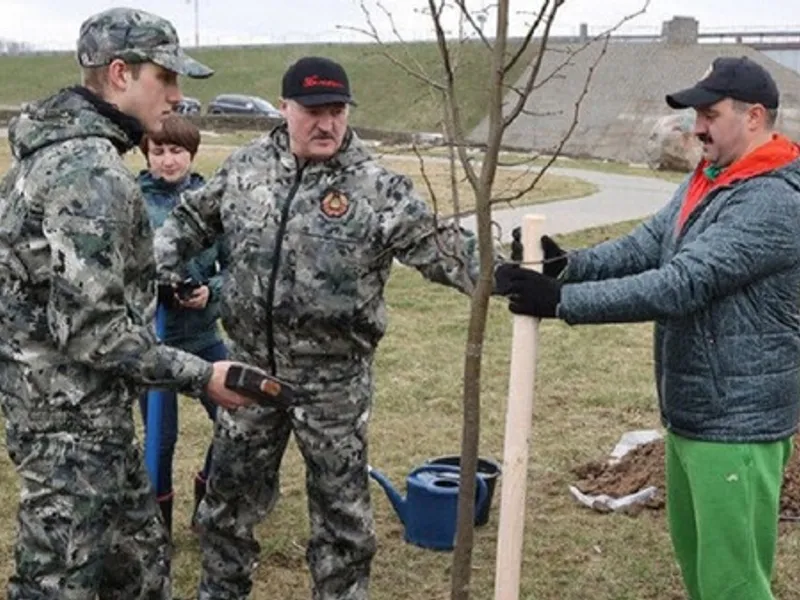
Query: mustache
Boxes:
[
  {"xmin": 312, "ymin": 132, "xmax": 335, "ymax": 141},
  {"xmin": 696, "ymin": 132, "xmax": 713, "ymax": 144}
]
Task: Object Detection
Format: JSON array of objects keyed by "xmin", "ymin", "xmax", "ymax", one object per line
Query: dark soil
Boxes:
[
  {"xmin": 572, "ymin": 436, "xmax": 800, "ymax": 520},
  {"xmin": 782, "ymin": 438, "xmax": 800, "ymax": 520}
]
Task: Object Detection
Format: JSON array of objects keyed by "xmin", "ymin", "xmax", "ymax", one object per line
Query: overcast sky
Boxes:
[{"xmin": 2, "ymin": 0, "xmax": 799, "ymax": 50}]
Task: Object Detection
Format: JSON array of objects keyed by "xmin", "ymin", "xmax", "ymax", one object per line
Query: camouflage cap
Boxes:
[{"xmin": 77, "ymin": 7, "xmax": 213, "ymax": 79}]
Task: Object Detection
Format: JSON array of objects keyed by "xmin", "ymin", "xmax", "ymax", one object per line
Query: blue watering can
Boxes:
[
  {"xmin": 425, "ymin": 455, "xmax": 501, "ymax": 527},
  {"xmin": 368, "ymin": 464, "xmax": 488, "ymax": 551}
]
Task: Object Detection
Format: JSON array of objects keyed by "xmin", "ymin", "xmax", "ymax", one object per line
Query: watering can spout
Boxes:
[{"xmin": 368, "ymin": 466, "xmax": 406, "ymax": 524}]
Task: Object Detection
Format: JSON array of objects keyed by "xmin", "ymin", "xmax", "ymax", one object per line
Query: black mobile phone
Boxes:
[{"xmin": 176, "ymin": 277, "xmax": 203, "ymax": 300}]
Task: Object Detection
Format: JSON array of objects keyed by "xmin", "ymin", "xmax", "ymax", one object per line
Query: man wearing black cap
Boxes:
[
  {"xmin": 0, "ymin": 7, "xmax": 260, "ymax": 599},
  {"xmin": 279, "ymin": 56, "xmax": 356, "ymax": 161},
  {"xmin": 155, "ymin": 56, "xmax": 494, "ymax": 599},
  {"xmin": 494, "ymin": 56, "xmax": 800, "ymax": 599}
]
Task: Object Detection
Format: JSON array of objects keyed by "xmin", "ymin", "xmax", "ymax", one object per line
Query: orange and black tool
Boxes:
[{"xmin": 224, "ymin": 364, "xmax": 294, "ymax": 408}]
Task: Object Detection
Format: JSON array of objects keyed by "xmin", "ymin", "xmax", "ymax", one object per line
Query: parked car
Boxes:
[
  {"xmin": 206, "ymin": 94, "xmax": 281, "ymax": 118},
  {"xmin": 174, "ymin": 96, "xmax": 202, "ymax": 115}
]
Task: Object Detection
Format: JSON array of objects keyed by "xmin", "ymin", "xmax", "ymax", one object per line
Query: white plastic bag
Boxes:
[{"xmin": 569, "ymin": 429, "xmax": 663, "ymax": 513}]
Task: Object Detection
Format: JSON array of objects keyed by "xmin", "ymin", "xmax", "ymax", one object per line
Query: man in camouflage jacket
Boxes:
[
  {"xmin": 0, "ymin": 8, "xmax": 254, "ymax": 599},
  {"xmin": 155, "ymin": 56, "xmax": 493, "ymax": 599}
]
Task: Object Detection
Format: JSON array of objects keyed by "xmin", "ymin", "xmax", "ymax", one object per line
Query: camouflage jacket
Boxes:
[
  {"xmin": 0, "ymin": 88, "xmax": 212, "ymax": 442},
  {"xmin": 156, "ymin": 125, "xmax": 486, "ymax": 376}
]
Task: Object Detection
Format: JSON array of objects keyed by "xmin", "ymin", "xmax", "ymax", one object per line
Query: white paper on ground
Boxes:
[{"xmin": 569, "ymin": 485, "xmax": 659, "ymax": 512}]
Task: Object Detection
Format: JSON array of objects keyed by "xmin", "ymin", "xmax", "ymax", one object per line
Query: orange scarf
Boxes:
[{"xmin": 676, "ymin": 134, "xmax": 800, "ymax": 231}]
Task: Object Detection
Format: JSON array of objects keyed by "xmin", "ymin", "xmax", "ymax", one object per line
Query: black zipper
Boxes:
[{"xmin": 265, "ymin": 164, "xmax": 305, "ymax": 375}]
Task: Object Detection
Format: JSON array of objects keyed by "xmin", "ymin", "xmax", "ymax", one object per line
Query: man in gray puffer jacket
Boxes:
[{"xmin": 496, "ymin": 57, "xmax": 800, "ymax": 600}]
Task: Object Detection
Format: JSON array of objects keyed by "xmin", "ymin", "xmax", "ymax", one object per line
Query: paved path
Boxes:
[
  {"xmin": 456, "ymin": 167, "xmax": 680, "ymax": 240},
  {"xmin": 381, "ymin": 154, "xmax": 681, "ymax": 240}
]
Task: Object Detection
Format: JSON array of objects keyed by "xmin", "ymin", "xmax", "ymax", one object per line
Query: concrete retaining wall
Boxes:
[{"xmin": 468, "ymin": 41, "xmax": 800, "ymax": 164}]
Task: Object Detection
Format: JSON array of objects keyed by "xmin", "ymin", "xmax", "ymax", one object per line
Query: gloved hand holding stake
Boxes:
[
  {"xmin": 509, "ymin": 227, "xmax": 567, "ymax": 278},
  {"xmin": 540, "ymin": 235, "xmax": 567, "ymax": 278},
  {"xmin": 494, "ymin": 263, "xmax": 562, "ymax": 318}
]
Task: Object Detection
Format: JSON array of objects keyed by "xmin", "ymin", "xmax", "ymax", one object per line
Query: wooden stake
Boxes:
[{"xmin": 494, "ymin": 214, "xmax": 545, "ymax": 600}]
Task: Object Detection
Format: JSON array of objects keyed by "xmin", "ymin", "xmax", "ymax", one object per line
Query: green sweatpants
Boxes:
[{"xmin": 666, "ymin": 432, "xmax": 792, "ymax": 600}]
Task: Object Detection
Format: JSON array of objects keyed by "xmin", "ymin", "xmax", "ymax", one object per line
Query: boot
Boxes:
[{"xmin": 158, "ymin": 496, "xmax": 173, "ymax": 540}]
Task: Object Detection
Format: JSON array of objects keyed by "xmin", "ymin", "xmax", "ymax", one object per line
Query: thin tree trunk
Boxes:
[{"xmin": 450, "ymin": 2, "xmax": 509, "ymax": 599}]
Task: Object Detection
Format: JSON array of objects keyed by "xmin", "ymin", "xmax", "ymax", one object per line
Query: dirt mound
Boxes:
[
  {"xmin": 782, "ymin": 441, "xmax": 800, "ymax": 520},
  {"xmin": 572, "ymin": 436, "xmax": 800, "ymax": 520}
]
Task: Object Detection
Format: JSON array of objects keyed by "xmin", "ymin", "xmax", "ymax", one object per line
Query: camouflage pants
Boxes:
[
  {"xmin": 5, "ymin": 432, "xmax": 170, "ymax": 599},
  {"xmin": 196, "ymin": 367, "xmax": 377, "ymax": 600}
]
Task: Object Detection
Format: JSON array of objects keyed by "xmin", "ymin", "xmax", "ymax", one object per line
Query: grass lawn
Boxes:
[
  {"xmin": 0, "ymin": 40, "xmax": 533, "ymax": 133},
  {"xmin": 0, "ymin": 213, "xmax": 797, "ymax": 598},
  {"xmin": 380, "ymin": 144, "xmax": 689, "ymax": 184}
]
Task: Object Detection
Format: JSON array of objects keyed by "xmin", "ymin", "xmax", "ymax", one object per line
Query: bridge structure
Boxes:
[
  {"xmin": 553, "ymin": 22, "xmax": 800, "ymax": 49},
  {"xmin": 547, "ymin": 18, "xmax": 800, "ymax": 74}
]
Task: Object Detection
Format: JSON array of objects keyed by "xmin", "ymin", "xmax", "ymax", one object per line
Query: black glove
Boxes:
[
  {"xmin": 511, "ymin": 226, "xmax": 523, "ymax": 262},
  {"xmin": 494, "ymin": 263, "xmax": 561, "ymax": 318},
  {"xmin": 509, "ymin": 229, "xmax": 566, "ymax": 278},
  {"xmin": 541, "ymin": 235, "xmax": 567, "ymax": 279}
]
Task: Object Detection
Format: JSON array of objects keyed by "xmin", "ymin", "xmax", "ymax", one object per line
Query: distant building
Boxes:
[
  {"xmin": 0, "ymin": 38, "xmax": 36, "ymax": 55},
  {"xmin": 469, "ymin": 16, "xmax": 800, "ymax": 164}
]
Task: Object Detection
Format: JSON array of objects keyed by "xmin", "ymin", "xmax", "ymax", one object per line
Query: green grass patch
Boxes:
[
  {"xmin": 0, "ymin": 41, "xmax": 533, "ymax": 133},
  {"xmin": 383, "ymin": 145, "xmax": 689, "ymax": 184}
]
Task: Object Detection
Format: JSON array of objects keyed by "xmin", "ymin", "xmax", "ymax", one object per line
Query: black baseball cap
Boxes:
[
  {"xmin": 666, "ymin": 56, "xmax": 779, "ymax": 110},
  {"xmin": 281, "ymin": 56, "xmax": 356, "ymax": 107}
]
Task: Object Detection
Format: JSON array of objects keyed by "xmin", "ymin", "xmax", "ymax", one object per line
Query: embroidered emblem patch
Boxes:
[{"xmin": 321, "ymin": 189, "xmax": 350, "ymax": 218}]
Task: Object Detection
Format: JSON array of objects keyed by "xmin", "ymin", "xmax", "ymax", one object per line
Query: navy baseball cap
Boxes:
[
  {"xmin": 281, "ymin": 57, "xmax": 356, "ymax": 107},
  {"xmin": 666, "ymin": 56, "xmax": 779, "ymax": 110}
]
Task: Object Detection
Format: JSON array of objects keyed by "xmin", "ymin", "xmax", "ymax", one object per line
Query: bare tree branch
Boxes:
[
  {"xmin": 532, "ymin": 0, "xmax": 653, "ymax": 93},
  {"xmin": 502, "ymin": 74, "xmax": 563, "ymax": 101},
  {"xmin": 493, "ymin": 34, "xmax": 610, "ymax": 204},
  {"xmin": 501, "ymin": 0, "xmax": 560, "ymax": 130},
  {"xmin": 412, "ymin": 142, "xmax": 442, "ymax": 214},
  {"xmin": 496, "ymin": 153, "xmax": 542, "ymax": 168},
  {"xmin": 518, "ymin": 107, "xmax": 562, "ymax": 118},
  {"xmin": 336, "ymin": 1, "xmax": 446, "ymax": 90},
  {"xmin": 443, "ymin": 104, "xmax": 464, "ymax": 224},
  {"xmin": 530, "ymin": 34, "xmax": 616, "ymax": 93},
  {"xmin": 428, "ymin": 0, "xmax": 481, "ymax": 193},
  {"xmin": 503, "ymin": 0, "xmax": 551, "ymax": 74},
  {"xmin": 408, "ymin": 138, "xmax": 468, "ymax": 261},
  {"xmin": 453, "ymin": 0, "xmax": 493, "ymax": 50},
  {"xmin": 503, "ymin": 0, "xmax": 651, "ymax": 129}
]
